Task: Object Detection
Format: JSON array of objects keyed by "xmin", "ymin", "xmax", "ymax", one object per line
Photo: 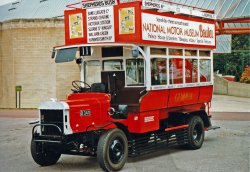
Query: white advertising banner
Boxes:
[
  {"xmin": 142, "ymin": 13, "xmax": 215, "ymax": 46},
  {"xmin": 87, "ymin": 6, "xmax": 115, "ymax": 43},
  {"xmin": 142, "ymin": 0, "xmax": 216, "ymax": 19}
]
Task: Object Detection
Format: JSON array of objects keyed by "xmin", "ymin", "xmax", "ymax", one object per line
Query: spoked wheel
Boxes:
[
  {"xmin": 186, "ymin": 115, "xmax": 205, "ymax": 149},
  {"xmin": 31, "ymin": 139, "xmax": 61, "ymax": 166},
  {"xmin": 97, "ymin": 129, "xmax": 128, "ymax": 172}
]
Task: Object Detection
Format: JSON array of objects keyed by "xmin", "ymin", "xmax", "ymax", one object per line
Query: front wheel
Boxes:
[
  {"xmin": 31, "ymin": 139, "xmax": 61, "ymax": 166},
  {"xmin": 186, "ymin": 115, "xmax": 205, "ymax": 149},
  {"xmin": 97, "ymin": 129, "xmax": 128, "ymax": 172}
]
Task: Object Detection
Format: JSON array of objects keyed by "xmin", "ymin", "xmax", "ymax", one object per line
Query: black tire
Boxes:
[
  {"xmin": 31, "ymin": 139, "xmax": 61, "ymax": 166},
  {"xmin": 186, "ymin": 115, "xmax": 205, "ymax": 150},
  {"xmin": 97, "ymin": 129, "xmax": 128, "ymax": 172}
]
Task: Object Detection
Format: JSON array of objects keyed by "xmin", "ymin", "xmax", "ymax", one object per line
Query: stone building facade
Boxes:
[{"xmin": 0, "ymin": 19, "xmax": 80, "ymax": 108}]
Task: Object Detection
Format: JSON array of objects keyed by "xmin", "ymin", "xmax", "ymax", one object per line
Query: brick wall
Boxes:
[{"xmin": 0, "ymin": 19, "xmax": 80, "ymax": 108}]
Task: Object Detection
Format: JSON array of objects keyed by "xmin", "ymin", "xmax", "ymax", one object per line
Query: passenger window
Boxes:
[
  {"xmin": 103, "ymin": 60, "xmax": 123, "ymax": 71},
  {"xmin": 150, "ymin": 48, "xmax": 166, "ymax": 55},
  {"xmin": 169, "ymin": 48, "xmax": 183, "ymax": 56},
  {"xmin": 200, "ymin": 59, "xmax": 211, "ymax": 82},
  {"xmin": 169, "ymin": 58, "xmax": 183, "ymax": 84},
  {"xmin": 199, "ymin": 50, "xmax": 210, "ymax": 57},
  {"xmin": 185, "ymin": 59, "xmax": 198, "ymax": 83},
  {"xmin": 185, "ymin": 50, "xmax": 197, "ymax": 56},
  {"xmin": 151, "ymin": 58, "xmax": 167, "ymax": 85},
  {"xmin": 84, "ymin": 60, "xmax": 101, "ymax": 85},
  {"xmin": 126, "ymin": 59, "xmax": 144, "ymax": 86}
]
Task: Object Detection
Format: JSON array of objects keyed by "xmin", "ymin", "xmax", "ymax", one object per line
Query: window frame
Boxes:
[
  {"xmin": 150, "ymin": 48, "xmax": 213, "ymax": 90},
  {"xmin": 83, "ymin": 58, "xmax": 146, "ymax": 88},
  {"xmin": 84, "ymin": 60, "xmax": 102, "ymax": 85},
  {"xmin": 184, "ymin": 58, "xmax": 199, "ymax": 85},
  {"xmin": 82, "ymin": 46, "xmax": 213, "ymax": 90},
  {"xmin": 125, "ymin": 58, "xmax": 145, "ymax": 86},
  {"xmin": 150, "ymin": 57, "xmax": 168, "ymax": 86},
  {"xmin": 102, "ymin": 59, "xmax": 123, "ymax": 71}
]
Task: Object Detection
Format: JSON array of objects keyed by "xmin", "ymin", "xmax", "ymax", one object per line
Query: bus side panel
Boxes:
[
  {"xmin": 198, "ymin": 85, "xmax": 213, "ymax": 103},
  {"xmin": 127, "ymin": 111, "xmax": 159, "ymax": 133},
  {"xmin": 168, "ymin": 87, "xmax": 199, "ymax": 107},
  {"xmin": 140, "ymin": 90, "xmax": 169, "ymax": 112}
]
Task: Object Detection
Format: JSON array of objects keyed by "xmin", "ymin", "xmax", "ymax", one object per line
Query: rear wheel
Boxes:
[
  {"xmin": 31, "ymin": 139, "xmax": 61, "ymax": 166},
  {"xmin": 186, "ymin": 115, "xmax": 205, "ymax": 149},
  {"xmin": 97, "ymin": 129, "xmax": 128, "ymax": 171}
]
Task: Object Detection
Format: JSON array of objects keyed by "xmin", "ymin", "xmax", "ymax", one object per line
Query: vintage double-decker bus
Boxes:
[{"xmin": 31, "ymin": 0, "xmax": 219, "ymax": 171}]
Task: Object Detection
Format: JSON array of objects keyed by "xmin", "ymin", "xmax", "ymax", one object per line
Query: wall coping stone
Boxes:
[{"xmin": 0, "ymin": 18, "xmax": 64, "ymax": 30}]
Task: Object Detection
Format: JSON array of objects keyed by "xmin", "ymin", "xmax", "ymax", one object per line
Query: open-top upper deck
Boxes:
[
  {"xmin": 53, "ymin": 1, "xmax": 215, "ymax": 94},
  {"xmin": 64, "ymin": 0, "xmax": 216, "ymax": 49}
]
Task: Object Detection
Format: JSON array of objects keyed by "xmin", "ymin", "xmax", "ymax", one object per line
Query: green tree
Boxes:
[{"xmin": 214, "ymin": 34, "xmax": 250, "ymax": 82}]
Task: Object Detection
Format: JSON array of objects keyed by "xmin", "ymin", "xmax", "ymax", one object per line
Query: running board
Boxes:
[
  {"xmin": 206, "ymin": 126, "xmax": 220, "ymax": 131},
  {"xmin": 129, "ymin": 127, "xmax": 188, "ymax": 157},
  {"xmin": 33, "ymin": 139, "xmax": 62, "ymax": 143}
]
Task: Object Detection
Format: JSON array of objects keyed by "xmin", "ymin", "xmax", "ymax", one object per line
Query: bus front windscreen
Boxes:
[{"xmin": 84, "ymin": 60, "xmax": 101, "ymax": 85}]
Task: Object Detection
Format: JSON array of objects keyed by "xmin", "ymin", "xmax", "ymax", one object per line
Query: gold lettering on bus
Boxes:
[{"xmin": 174, "ymin": 92, "xmax": 193, "ymax": 102}]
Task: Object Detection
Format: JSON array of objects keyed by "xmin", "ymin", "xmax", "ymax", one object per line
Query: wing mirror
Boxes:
[
  {"xmin": 132, "ymin": 46, "xmax": 139, "ymax": 58},
  {"xmin": 76, "ymin": 58, "xmax": 82, "ymax": 64}
]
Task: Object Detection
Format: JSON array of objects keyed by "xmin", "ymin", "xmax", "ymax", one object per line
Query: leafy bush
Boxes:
[{"xmin": 240, "ymin": 66, "xmax": 250, "ymax": 84}]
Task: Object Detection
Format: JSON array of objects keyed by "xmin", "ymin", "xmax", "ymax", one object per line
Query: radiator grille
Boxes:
[{"xmin": 40, "ymin": 110, "xmax": 64, "ymax": 135}]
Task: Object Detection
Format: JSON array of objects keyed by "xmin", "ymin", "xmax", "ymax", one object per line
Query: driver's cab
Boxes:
[
  {"xmin": 54, "ymin": 44, "xmax": 147, "ymax": 116},
  {"xmin": 84, "ymin": 46, "xmax": 146, "ymax": 114}
]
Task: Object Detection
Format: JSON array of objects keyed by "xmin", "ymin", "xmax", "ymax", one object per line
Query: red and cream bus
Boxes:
[{"xmin": 31, "ymin": 0, "xmax": 219, "ymax": 171}]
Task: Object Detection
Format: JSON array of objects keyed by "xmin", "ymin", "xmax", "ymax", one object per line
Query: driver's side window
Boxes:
[
  {"xmin": 126, "ymin": 59, "xmax": 144, "ymax": 86},
  {"xmin": 84, "ymin": 60, "xmax": 101, "ymax": 85}
]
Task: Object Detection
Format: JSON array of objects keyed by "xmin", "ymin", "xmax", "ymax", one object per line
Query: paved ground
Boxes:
[
  {"xmin": 211, "ymin": 95, "xmax": 250, "ymax": 112},
  {"xmin": 0, "ymin": 118, "xmax": 248, "ymax": 172},
  {"xmin": 0, "ymin": 94, "xmax": 249, "ymax": 172}
]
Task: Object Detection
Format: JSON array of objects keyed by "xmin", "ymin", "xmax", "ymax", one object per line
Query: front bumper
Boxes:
[{"xmin": 32, "ymin": 123, "xmax": 64, "ymax": 144}]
